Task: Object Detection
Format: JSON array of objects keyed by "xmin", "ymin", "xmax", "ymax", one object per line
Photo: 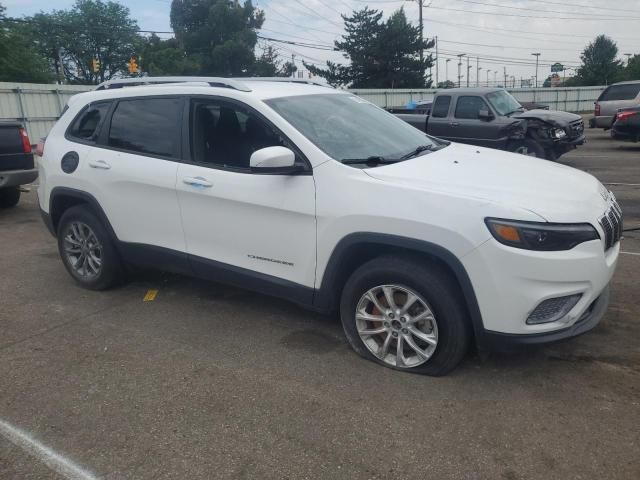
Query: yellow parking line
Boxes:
[{"xmin": 143, "ymin": 289, "xmax": 159, "ymax": 302}]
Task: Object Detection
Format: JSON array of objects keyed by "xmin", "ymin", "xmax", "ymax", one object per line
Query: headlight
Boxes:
[
  {"xmin": 485, "ymin": 218, "xmax": 599, "ymax": 251},
  {"xmin": 552, "ymin": 128, "xmax": 567, "ymax": 139}
]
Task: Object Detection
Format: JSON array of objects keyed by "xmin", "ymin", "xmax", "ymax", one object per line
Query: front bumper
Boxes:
[
  {"xmin": 462, "ymin": 235, "xmax": 618, "ymax": 343},
  {"xmin": 0, "ymin": 168, "xmax": 38, "ymax": 189},
  {"xmin": 478, "ymin": 286, "xmax": 609, "ymax": 351}
]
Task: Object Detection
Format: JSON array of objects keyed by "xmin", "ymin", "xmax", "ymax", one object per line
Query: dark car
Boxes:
[
  {"xmin": 610, "ymin": 106, "xmax": 640, "ymax": 142},
  {"xmin": 0, "ymin": 122, "xmax": 37, "ymax": 208},
  {"xmin": 392, "ymin": 88, "xmax": 585, "ymax": 160}
]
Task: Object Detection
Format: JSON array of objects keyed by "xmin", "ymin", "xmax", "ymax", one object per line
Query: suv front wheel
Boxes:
[
  {"xmin": 340, "ymin": 255, "xmax": 470, "ymax": 376},
  {"xmin": 57, "ymin": 205, "xmax": 125, "ymax": 290}
]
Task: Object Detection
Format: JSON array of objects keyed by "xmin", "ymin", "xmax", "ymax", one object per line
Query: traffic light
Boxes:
[
  {"xmin": 127, "ymin": 57, "xmax": 139, "ymax": 74},
  {"xmin": 91, "ymin": 58, "xmax": 100, "ymax": 73}
]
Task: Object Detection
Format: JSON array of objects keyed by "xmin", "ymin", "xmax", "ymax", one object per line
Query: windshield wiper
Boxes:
[
  {"xmin": 341, "ymin": 156, "xmax": 399, "ymax": 166},
  {"xmin": 400, "ymin": 144, "xmax": 435, "ymax": 160}
]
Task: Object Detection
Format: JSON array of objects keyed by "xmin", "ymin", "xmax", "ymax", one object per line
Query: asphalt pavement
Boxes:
[{"xmin": 1, "ymin": 126, "xmax": 639, "ymax": 480}]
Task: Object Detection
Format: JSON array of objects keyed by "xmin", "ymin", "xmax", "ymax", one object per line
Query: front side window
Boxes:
[
  {"xmin": 486, "ymin": 90, "xmax": 523, "ymax": 116},
  {"xmin": 455, "ymin": 96, "xmax": 490, "ymax": 119},
  {"xmin": 190, "ymin": 100, "xmax": 287, "ymax": 169},
  {"xmin": 432, "ymin": 96, "xmax": 451, "ymax": 118},
  {"xmin": 108, "ymin": 98, "xmax": 182, "ymax": 158},
  {"xmin": 67, "ymin": 102, "xmax": 110, "ymax": 141},
  {"xmin": 266, "ymin": 94, "xmax": 438, "ymax": 163}
]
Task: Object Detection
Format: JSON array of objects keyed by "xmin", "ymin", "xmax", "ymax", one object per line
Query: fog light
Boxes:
[{"xmin": 526, "ymin": 294, "xmax": 582, "ymax": 325}]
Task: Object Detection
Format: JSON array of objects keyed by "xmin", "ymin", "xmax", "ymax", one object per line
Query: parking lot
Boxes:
[{"xmin": 1, "ymin": 126, "xmax": 639, "ymax": 480}]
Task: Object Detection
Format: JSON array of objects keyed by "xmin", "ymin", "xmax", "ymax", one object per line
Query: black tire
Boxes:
[
  {"xmin": 0, "ymin": 187, "xmax": 20, "ymax": 208},
  {"xmin": 340, "ymin": 255, "xmax": 471, "ymax": 376},
  {"xmin": 57, "ymin": 205, "xmax": 125, "ymax": 290},
  {"xmin": 510, "ymin": 139, "xmax": 546, "ymax": 159}
]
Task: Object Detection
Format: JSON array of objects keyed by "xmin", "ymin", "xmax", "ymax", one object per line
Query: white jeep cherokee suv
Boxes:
[{"xmin": 37, "ymin": 77, "xmax": 622, "ymax": 375}]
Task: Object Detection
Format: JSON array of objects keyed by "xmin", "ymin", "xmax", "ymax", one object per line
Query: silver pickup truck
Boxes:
[
  {"xmin": 0, "ymin": 121, "xmax": 38, "ymax": 208},
  {"xmin": 391, "ymin": 88, "xmax": 585, "ymax": 161}
]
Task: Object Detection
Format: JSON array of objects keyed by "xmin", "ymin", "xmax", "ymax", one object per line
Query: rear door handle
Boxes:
[
  {"xmin": 449, "ymin": 122, "xmax": 460, "ymax": 127},
  {"xmin": 183, "ymin": 176, "xmax": 212, "ymax": 188},
  {"xmin": 88, "ymin": 159, "xmax": 111, "ymax": 170}
]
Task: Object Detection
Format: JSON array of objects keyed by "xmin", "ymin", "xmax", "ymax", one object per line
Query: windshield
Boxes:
[
  {"xmin": 486, "ymin": 90, "xmax": 523, "ymax": 116},
  {"xmin": 265, "ymin": 93, "xmax": 439, "ymax": 163}
]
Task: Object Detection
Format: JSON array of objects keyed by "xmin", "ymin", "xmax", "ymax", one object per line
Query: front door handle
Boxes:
[
  {"xmin": 89, "ymin": 159, "xmax": 111, "ymax": 170},
  {"xmin": 449, "ymin": 122, "xmax": 460, "ymax": 127},
  {"xmin": 183, "ymin": 176, "xmax": 213, "ymax": 188}
]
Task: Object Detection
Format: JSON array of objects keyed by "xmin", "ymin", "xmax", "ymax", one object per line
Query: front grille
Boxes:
[
  {"xmin": 569, "ymin": 119, "xmax": 584, "ymax": 138},
  {"xmin": 599, "ymin": 199, "xmax": 623, "ymax": 251}
]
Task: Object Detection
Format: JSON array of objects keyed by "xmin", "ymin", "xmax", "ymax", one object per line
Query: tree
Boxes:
[
  {"xmin": 139, "ymin": 34, "xmax": 199, "ymax": 76},
  {"xmin": 170, "ymin": 0, "xmax": 265, "ymax": 76},
  {"xmin": 574, "ymin": 35, "xmax": 623, "ymax": 86},
  {"xmin": 437, "ymin": 80, "xmax": 455, "ymax": 89},
  {"xmin": 0, "ymin": 3, "xmax": 51, "ymax": 83},
  {"xmin": 27, "ymin": 0, "xmax": 141, "ymax": 84},
  {"xmin": 253, "ymin": 44, "xmax": 297, "ymax": 77},
  {"xmin": 623, "ymin": 54, "xmax": 640, "ymax": 81},
  {"xmin": 305, "ymin": 7, "xmax": 433, "ymax": 88}
]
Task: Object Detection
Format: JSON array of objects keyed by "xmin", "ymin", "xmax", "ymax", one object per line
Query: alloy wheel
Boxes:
[
  {"xmin": 62, "ymin": 221, "xmax": 103, "ymax": 279},
  {"xmin": 355, "ymin": 284, "xmax": 438, "ymax": 368}
]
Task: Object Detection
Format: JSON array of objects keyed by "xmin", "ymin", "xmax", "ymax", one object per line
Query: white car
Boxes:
[{"xmin": 37, "ymin": 77, "xmax": 621, "ymax": 375}]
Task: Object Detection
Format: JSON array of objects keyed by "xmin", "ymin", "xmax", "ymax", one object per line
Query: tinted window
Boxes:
[
  {"xmin": 599, "ymin": 84, "xmax": 640, "ymax": 101},
  {"xmin": 108, "ymin": 98, "xmax": 182, "ymax": 158},
  {"xmin": 191, "ymin": 100, "xmax": 287, "ymax": 169},
  {"xmin": 431, "ymin": 96, "xmax": 451, "ymax": 118},
  {"xmin": 68, "ymin": 102, "xmax": 110, "ymax": 141},
  {"xmin": 455, "ymin": 96, "xmax": 490, "ymax": 119}
]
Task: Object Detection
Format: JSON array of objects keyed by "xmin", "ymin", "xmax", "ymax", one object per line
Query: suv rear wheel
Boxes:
[
  {"xmin": 0, "ymin": 187, "xmax": 20, "ymax": 208},
  {"xmin": 57, "ymin": 205, "xmax": 125, "ymax": 290},
  {"xmin": 340, "ymin": 256, "xmax": 470, "ymax": 376}
]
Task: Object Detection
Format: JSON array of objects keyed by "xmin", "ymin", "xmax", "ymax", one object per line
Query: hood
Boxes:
[
  {"xmin": 513, "ymin": 109, "xmax": 581, "ymax": 127},
  {"xmin": 364, "ymin": 143, "xmax": 608, "ymax": 223}
]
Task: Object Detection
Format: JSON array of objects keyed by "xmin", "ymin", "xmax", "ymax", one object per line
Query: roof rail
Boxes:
[
  {"xmin": 95, "ymin": 76, "xmax": 252, "ymax": 92},
  {"xmin": 237, "ymin": 77, "xmax": 330, "ymax": 88}
]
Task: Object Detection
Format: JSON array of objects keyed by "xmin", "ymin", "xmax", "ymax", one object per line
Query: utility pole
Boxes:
[
  {"xmin": 417, "ymin": 0, "xmax": 424, "ymax": 63},
  {"xmin": 291, "ymin": 54, "xmax": 296, "ymax": 78},
  {"xmin": 435, "ymin": 36, "xmax": 439, "ymax": 87},
  {"xmin": 457, "ymin": 53, "xmax": 465, "ymax": 88},
  {"xmin": 493, "ymin": 70, "xmax": 497, "ymax": 85},
  {"xmin": 503, "ymin": 66, "xmax": 507, "ymax": 87},
  {"xmin": 476, "ymin": 57, "xmax": 480, "ymax": 87},
  {"xmin": 466, "ymin": 56, "xmax": 471, "ymax": 87},
  {"xmin": 486, "ymin": 69, "xmax": 491, "ymax": 87},
  {"xmin": 531, "ymin": 52, "xmax": 540, "ymax": 88},
  {"xmin": 445, "ymin": 58, "xmax": 450, "ymax": 84}
]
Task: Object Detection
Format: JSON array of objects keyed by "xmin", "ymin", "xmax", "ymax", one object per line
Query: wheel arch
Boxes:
[
  {"xmin": 49, "ymin": 187, "xmax": 118, "ymax": 241},
  {"xmin": 314, "ymin": 233, "xmax": 485, "ymax": 341}
]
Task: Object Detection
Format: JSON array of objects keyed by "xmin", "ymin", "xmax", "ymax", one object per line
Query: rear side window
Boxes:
[
  {"xmin": 108, "ymin": 98, "xmax": 182, "ymax": 158},
  {"xmin": 599, "ymin": 84, "xmax": 640, "ymax": 101},
  {"xmin": 432, "ymin": 96, "xmax": 451, "ymax": 118},
  {"xmin": 67, "ymin": 102, "xmax": 110, "ymax": 141},
  {"xmin": 455, "ymin": 96, "xmax": 490, "ymax": 119}
]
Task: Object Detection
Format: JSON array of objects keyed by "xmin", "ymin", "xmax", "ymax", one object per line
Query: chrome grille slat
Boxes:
[{"xmin": 599, "ymin": 198, "xmax": 623, "ymax": 251}]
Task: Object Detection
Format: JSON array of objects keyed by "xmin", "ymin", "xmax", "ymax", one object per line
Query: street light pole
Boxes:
[
  {"xmin": 531, "ymin": 52, "xmax": 541, "ymax": 88},
  {"xmin": 445, "ymin": 58, "xmax": 450, "ymax": 84},
  {"xmin": 457, "ymin": 54, "xmax": 465, "ymax": 88},
  {"xmin": 476, "ymin": 57, "xmax": 480, "ymax": 87},
  {"xmin": 486, "ymin": 69, "xmax": 491, "ymax": 87},
  {"xmin": 466, "ymin": 56, "xmax": 471, "ymax": 87}
]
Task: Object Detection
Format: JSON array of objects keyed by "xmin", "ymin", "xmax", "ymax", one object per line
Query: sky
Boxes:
[{"xmin": 4, "ymin": 0, "xmax": 640, "ymax": 87}]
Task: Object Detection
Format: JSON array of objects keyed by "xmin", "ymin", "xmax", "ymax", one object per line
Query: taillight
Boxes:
[
  {"xmin": 616, "ymin": 110, "xmax": 638, "ymax": 122},
  {"xmin": 595, "ymin": 103, "xmax": 601, "ymax": 116},
  {"xmin": 36, "ymin": 137, "xmax": 46, "ymax": 157},
  {"xmin": 18, "ymin": 128, "xmax": 31, "ymax": 154}
]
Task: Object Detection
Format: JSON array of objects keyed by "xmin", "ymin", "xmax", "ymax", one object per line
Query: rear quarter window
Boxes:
[
  {"xmin": 432, "ymin": 96, "xmax": 451, "ymax": 118},
  {"xmin": 67, "ymin": 102, "xmax": 111, "ymax": 142},
  {"xmin": 598, "ymin": 84, "xmax": 640, "ymax": 101}
]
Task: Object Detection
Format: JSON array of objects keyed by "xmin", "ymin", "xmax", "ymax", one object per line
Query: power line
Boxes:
[
  {"xmin": 427, "ymin": 4, "xmax": 640, "ymax": 21},
  {"xmin": 488, "ymin": 0, "xmax": 636, "ymax": 14}
]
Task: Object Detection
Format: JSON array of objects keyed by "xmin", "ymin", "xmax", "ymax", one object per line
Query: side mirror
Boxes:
[
  {"xmin": 478, "ymin": 109, "xmax": 494, "ymax": 120},
  {"xmin": 250, "ymin": 146, "xmax": 296, "ymax": 170}
]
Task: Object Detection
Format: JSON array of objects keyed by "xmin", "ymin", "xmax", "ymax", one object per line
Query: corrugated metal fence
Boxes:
[
  {"xmin": 350, "ymin": 86, "xmax": 605, "ymax": 112},
  {"xmin": 0, "ymin": 82, "xmax": 604, "ymax": 140},
  {"xmin": 0, "ymin": 82, "xmax": 92, "ymax": 141}
]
